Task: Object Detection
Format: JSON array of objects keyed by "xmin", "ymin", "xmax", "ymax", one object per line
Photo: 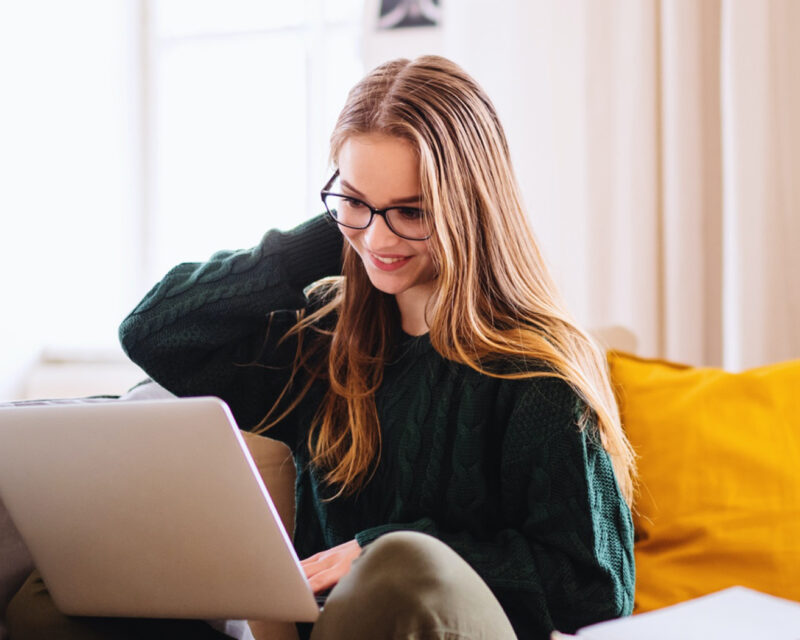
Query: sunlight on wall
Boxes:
[
  {"xmin": 148, "ymin": 0, "xmax": 363, "ymax": 280},
  {"xmin": 0, "ymin": 1, "xmax": 140, "ymax": 400},
  {"xmin": 0, "ymin": 0, "xmax": 363, "ymax": 400}
]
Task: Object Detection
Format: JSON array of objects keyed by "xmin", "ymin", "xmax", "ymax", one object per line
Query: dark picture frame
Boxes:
[{"xmin": 377, "ymin": 0, "xmax": 442, "ymax": 30}]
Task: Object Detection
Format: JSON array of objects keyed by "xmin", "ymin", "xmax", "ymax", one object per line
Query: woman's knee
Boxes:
[
  {"xmin": 352, "ymin": 531, "xmax": 465, "ymax": 598},
  {"xmin": 311, "ymin": 532, "xmax": 516, "ymax": 639}
]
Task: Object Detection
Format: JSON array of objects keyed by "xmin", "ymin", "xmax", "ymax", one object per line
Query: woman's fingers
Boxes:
[
  {"xmin": 306, "ymin": 565, "xmax": 342, "ymax": 594},
  {"xmin": 301, "ymin": 551, "xmax": 337, "ymax": 578},
  {"xmin": 300, "ymin": 539, "xmax": 362, "ymax": 593}
]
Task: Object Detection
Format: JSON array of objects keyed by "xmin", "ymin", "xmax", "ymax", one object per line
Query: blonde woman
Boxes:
[{"xmin": 9, "ymin": 56, "xmax": 635, "ymax": 640}]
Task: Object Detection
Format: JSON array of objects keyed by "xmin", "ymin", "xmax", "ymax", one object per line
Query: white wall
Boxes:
[
  {"xmin": 0, "ymin": 1, "xmax": 364, "ymax": 401},
  {"xmin": 0, "ymin": 1, "xmax": 143, "ymax": 400},
  {"xmin": 442, "ymin": 2, "xmax": 594, "ymax": 326}
]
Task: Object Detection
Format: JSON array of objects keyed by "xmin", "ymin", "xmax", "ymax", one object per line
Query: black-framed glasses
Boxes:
[{"xmin": 320, "ymin": 170, "xmax": 432, "ymax": 241}]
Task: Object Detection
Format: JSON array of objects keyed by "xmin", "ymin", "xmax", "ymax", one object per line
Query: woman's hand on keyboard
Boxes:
[{"xmin": 301, "ymin": 539, "xmax": 362, "ymax": 594}]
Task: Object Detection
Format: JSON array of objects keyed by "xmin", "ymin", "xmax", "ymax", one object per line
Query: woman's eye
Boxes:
[
  {"xmin": 397, "ymin": 208, "xmax": 424, "ymax": 220},
  {"xmin": 343, "ymin": 197, "xmax": 366, "ymax": 208}
]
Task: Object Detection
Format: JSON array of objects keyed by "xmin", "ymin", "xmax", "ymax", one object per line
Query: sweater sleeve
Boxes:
[
  {"xmin": 354, "ymin": 379, "xmax": 635, "ymax": 639},
  {"xmin": 118, "ymin": 214, "xmax": 343, "ymax": 438}
]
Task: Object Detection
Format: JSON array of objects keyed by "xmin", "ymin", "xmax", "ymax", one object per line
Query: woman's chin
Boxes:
[{"xmin": 365, "ymin": 271, "xmax": 407, "ymax": 296}]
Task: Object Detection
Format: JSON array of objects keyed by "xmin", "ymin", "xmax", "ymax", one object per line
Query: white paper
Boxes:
[{"xmin": 573, "ymin": 587, "xmax": 800, "ymax": 640}]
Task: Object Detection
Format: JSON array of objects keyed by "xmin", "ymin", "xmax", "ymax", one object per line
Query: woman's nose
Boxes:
[{"xmin": 364, "ymin": 213, "xmax": 399, "ymax": 247}]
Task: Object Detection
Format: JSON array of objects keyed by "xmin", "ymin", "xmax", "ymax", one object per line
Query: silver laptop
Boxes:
[{"xmin": 0, "ymin": 397, "xmax": 319, "ymax": 622}]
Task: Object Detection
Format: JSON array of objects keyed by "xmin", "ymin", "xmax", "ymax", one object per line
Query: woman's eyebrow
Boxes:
[{"xmin": 340, "ymin": 179, "xmax": 422, "ymax": 206}]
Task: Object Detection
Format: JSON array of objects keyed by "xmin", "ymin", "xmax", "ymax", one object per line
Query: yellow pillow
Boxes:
[{"xmin": 607, "ymin": 352, "xmax": 800, "ymax": 613}]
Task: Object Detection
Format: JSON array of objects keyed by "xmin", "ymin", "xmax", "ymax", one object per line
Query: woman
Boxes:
[{"xmin": 10, "ymin": 56, "xmax": 635, "ymax": 640}]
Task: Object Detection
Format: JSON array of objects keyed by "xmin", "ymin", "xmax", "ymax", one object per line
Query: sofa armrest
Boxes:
[{"xmin": 0, "ymin": 496, "xmax": 33, "ymax": 638}]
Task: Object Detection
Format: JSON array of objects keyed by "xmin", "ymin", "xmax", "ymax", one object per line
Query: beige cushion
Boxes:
[
  {"xmin": 239, "ymin": 431, "xmax": 296, "ymax": 537},
  {"xmin": 239, "ymin": 431, "xmax": 299, "ymax": 640}
]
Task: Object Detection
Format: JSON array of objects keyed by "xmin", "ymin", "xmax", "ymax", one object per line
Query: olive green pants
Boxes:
[{"xmin": 7, "ymin": 531, "xmax": 517, "ymax": 640}]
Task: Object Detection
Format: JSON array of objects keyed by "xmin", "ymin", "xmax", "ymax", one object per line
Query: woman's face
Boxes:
[{"xmin": 335, "ymin": 134, "xmax": 437, "ymax": 300}]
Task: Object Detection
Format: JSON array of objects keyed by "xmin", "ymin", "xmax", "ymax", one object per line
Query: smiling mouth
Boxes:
[
  {"xmin": 372, "ymin": 254, "xmax": 409, "ymax": 264},
  {"xmin": 368, "ymin": 252, "xmax": 413, "ymax": 271}
]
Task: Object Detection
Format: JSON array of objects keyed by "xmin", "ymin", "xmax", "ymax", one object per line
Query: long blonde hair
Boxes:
[{"xmin": 256, "ymin": 55, "xmax": 636, "ymax": 505}]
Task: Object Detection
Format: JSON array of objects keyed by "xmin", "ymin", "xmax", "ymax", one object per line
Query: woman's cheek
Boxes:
[
  {"xmin": 339, "ymin": 229, "xmax": 370, "ymax": 271},
  {"xmin": 339, "ymin": 227, "xmax": 360, "ymax": 250}
]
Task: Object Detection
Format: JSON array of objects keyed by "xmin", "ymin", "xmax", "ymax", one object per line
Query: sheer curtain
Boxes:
[{"xmin": 444, "ymin": 0, "xmax": 800, "ymax": 371}]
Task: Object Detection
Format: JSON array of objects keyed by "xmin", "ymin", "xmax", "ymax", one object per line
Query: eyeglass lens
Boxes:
[{"xmin": 324, "ymin": 194, "xmax": 431, "ymax": 240}]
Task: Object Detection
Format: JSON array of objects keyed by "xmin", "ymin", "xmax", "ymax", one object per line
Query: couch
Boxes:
[{"xmin": 2, "ymin": 331, "xmax": 799, "ymax": 639}]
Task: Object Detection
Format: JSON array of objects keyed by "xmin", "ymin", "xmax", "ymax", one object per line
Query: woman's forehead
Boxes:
[{"xmin": 336, "ymin": 134, "xmax": 421, "ymax": 203}]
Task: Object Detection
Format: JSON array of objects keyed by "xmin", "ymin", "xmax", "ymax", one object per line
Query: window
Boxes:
[
  {"xmin": 0, "ymin": 0, "xmax": 364, "ymax": 400},
  {"xmin": 145, "ymin": 0, "xmax": 364, "ymax": 282}
]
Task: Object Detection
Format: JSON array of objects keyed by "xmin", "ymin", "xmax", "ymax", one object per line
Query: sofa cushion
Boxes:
[{"xmin": 608, "ymin": 352, "xmax": 800, "ymax": 613}]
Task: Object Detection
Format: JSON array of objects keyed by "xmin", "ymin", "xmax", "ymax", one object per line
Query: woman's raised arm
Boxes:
[{"xmin": 119, "ymin": 214, "xmax": 342, "ymax": 432}]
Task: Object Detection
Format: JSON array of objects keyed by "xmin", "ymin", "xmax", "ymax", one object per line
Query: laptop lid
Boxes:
[{"xmin": 0, "ymin": 397, "xmax": 319, "ymax": 622}]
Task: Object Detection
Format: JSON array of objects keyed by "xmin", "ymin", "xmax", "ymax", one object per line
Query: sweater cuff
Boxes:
[{"xmin": 281, "ymin": 214, "xmax": 344, "ymax": 290}]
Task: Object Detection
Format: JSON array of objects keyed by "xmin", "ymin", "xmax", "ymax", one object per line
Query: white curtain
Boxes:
[{"xmin": 444, "ymin": 0, "xmax": 800, "ymax": 371}]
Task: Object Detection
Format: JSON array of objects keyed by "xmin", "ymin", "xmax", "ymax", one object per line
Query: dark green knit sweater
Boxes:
[{"xmin": 119, "ymin": 215, "xmax": 634, "ymax": 639}]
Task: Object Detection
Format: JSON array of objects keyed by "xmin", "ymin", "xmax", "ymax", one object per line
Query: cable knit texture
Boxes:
[{"xmin": 119, "ymin": 214, "xmax": 635, "ymax": 639}]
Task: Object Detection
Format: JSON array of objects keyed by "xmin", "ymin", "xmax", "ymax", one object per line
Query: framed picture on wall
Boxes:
[{"xmin": 377, "ymin": 0, "xmax": 441, "ymax": 30}]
